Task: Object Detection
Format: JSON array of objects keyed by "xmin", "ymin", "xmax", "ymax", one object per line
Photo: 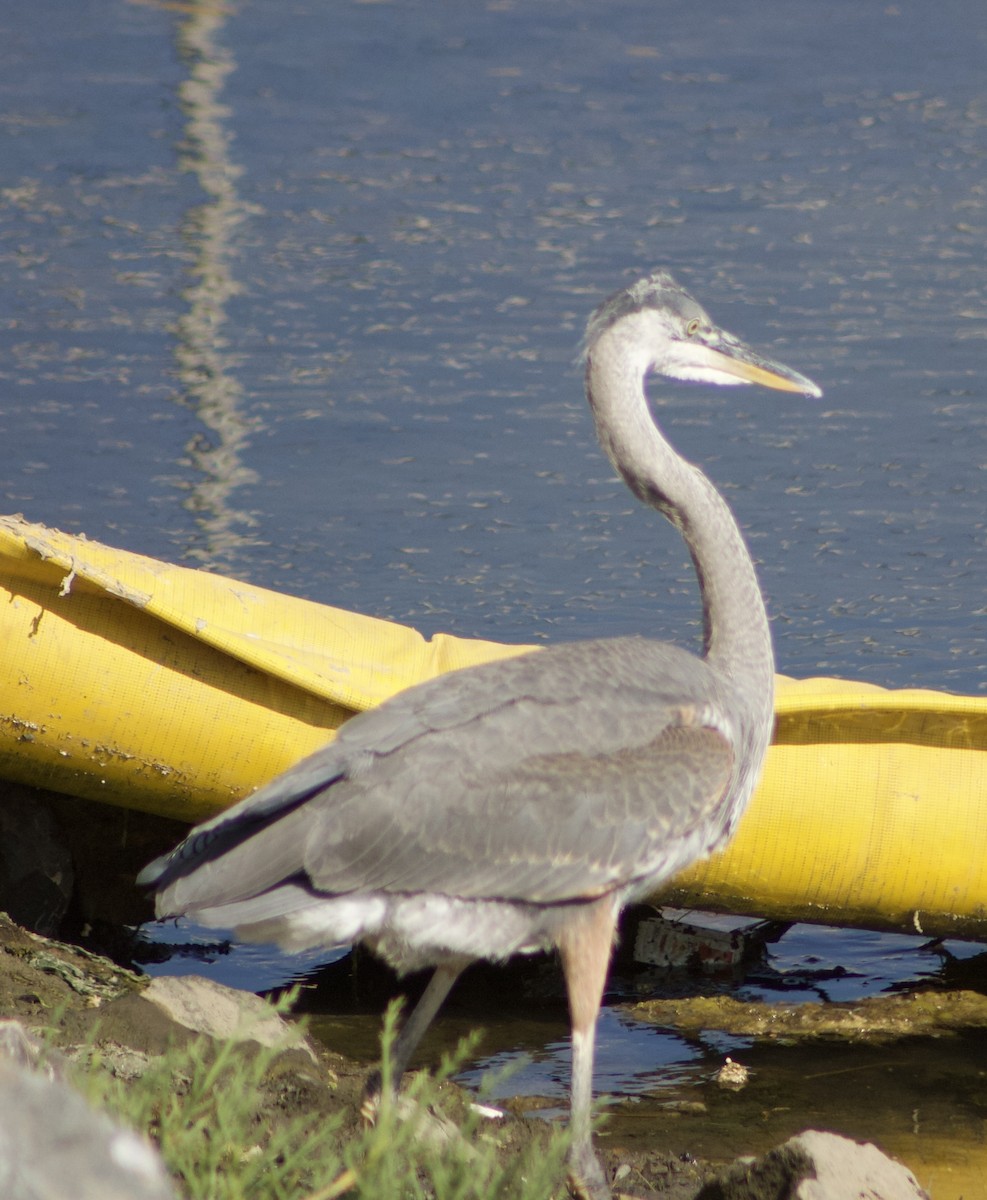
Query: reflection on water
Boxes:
[{"xmin": 173, "ymin": 3, "xmax": 261, "ymax": 563}]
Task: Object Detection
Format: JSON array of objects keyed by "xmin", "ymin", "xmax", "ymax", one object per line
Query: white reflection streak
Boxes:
[{"xmin": 174, "ymin": 2, "xmax": 260, "ymax": 564}]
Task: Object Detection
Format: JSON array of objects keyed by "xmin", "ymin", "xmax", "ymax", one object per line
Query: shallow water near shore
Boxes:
[{"xmin": 139, "ymin": 915, "xmax": 987, "ymax": 1193}]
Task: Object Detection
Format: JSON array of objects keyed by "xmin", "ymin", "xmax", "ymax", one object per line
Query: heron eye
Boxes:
[{"xmin": 686, "ymin": 319, "xmax": 701, "ymax": 337}]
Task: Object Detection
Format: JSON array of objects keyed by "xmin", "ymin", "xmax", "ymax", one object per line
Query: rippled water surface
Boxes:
[
  {"xmin": 4, "ymin": 1, "xmax": 986, "ymax": 688},
  {"xmin": 5, "ymin": 1, "xmax": 987, "ymax": 1192}
]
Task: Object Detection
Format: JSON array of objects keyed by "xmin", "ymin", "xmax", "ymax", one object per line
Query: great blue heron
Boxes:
[{"xmin": 139, "ymin": 270, "xmax": 820, "ymax": 1200}]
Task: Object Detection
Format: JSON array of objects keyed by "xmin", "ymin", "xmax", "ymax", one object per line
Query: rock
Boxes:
[
  {"xmin": 142, "ymin": 973, "xmax": 315, "ymax": 1057},
  {"xmin": 695, "ymin": 1129, "xmax": 930, "ymax": 1200},
  {"xmin": 0, "ymin": 1018, "xmax": 66, "ymax": 1079},
  {"xmin": 0, "ymin": 1020, "xmax": 176, "ymax": 1200}
]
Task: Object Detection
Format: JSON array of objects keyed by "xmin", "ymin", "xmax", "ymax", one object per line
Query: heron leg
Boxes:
[
  {"xmin": 558, "ymin": 897, "xmax": 618, "ymax": 1200},
  {"xmin": 362, "ymin": 959, "xmax": 465, "ymax": 1119}
]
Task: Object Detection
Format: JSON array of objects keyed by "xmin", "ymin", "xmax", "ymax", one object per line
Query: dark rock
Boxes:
[{"xmin": 0, "ymin": 785, "xmax": 73, "ymax": 935}]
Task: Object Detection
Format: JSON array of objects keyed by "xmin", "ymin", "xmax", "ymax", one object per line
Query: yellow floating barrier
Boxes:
[
  {"xmin": 1, "ymin": 514, "xmax": 985, "ymax": 939},
  {"xmin": 0, "ymin": 515, "xmax": 528, "ymax": 821},
  {"xmin": 669, "ymin": 677, "xmax": 987, "ymax": 939}
]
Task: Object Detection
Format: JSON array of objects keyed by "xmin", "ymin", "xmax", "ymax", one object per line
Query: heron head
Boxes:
[{"xmin": 585, "ymin": 269, "xmax": 822, "ymax": 399}]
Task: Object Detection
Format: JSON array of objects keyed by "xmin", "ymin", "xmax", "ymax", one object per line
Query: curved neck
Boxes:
[{"xmin": 585, "ymin": 325, "xmax": 775, "ymax": 717}]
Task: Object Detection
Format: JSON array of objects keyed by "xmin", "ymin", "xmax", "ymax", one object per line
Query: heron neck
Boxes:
[{"xmin": 584, "ymin": 332, "xmax": 775, "ymax": 713}]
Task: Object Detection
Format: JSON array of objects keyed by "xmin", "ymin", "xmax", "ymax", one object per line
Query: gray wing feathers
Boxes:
[
  {"xmin": 155, "ymin": 636, "xmax": 739, "ymax": 914},
  {"xmin": 304, "ymin": 722, "xmax": 733, "ymax": 903}
]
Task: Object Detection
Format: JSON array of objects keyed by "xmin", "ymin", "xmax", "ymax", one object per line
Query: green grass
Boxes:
[{"xmin": 70, "ymin": 996, "xmax": 572, "ymax": 1200}]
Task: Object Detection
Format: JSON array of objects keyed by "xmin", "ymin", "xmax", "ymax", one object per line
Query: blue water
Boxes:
[{"xmin": 3, "ymin": 0, "xmax": 985, "ymax": 687}]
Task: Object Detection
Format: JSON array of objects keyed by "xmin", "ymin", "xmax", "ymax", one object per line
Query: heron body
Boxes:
[{"xmin": 140, "ymin": 270, "xmax": 820, "ymax": 1200}]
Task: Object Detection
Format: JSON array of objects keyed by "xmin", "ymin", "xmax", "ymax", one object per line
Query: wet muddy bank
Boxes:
[
  {"xmin": 0, "ymin": 911, "xmax": 700, "ymax": 1197},
  {"xmin": 0, "ymin": 911, "xmax": 934, "ymax": 1199}
]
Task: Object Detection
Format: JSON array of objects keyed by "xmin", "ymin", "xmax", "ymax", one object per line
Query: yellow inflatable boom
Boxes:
[{"xmin": 1, "ymin": 515, "xmax": 984, "ymax": 939}]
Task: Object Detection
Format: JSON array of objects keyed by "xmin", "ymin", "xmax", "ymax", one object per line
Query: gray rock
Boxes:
[
  {"xmin": 696, "ymin": 1129, "xmax": 930, "ymax": 1200},
  {"xmin": 142, "ymin": 973, "xmax": 315, "ymax": 1056},
  {"xmin": 0, "ymin": 1019, "xmax": 65, "ymax": 1079},
  {"xmin": 0, "ymin": 1022, "xmax": 176, "ymax": 1200}
]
